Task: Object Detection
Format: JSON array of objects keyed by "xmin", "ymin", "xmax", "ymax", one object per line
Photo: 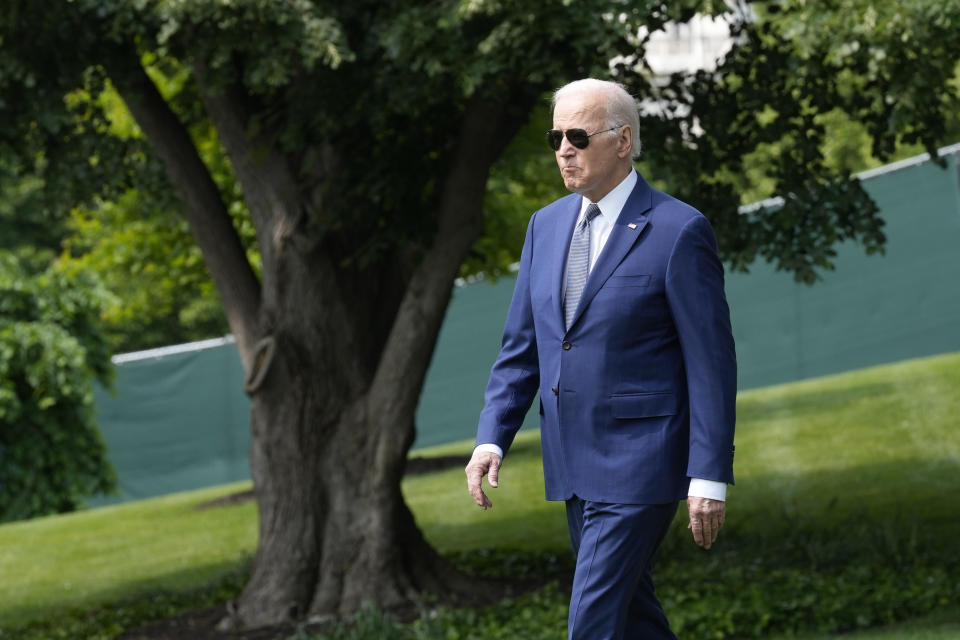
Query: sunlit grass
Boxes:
[
  {"xmin": 404, "ymin": 430, "xmax": 568, "ymax": 553},
  {"xmin": 0, "ymin": 481, "xmax": 256, "ymax": 626}
]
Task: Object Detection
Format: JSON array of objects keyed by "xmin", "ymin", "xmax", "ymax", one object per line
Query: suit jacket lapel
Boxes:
[
  {"xmin": 567, "ymin": 173, "xmax": 653, "ymax": 331},
  {"xmin": 551, "ymin": 195, "xmax": 582, "ymax": 329}
]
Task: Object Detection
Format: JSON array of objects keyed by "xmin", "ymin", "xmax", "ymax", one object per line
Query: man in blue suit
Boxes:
[{"xmin": 465, "ymin": 78, "xmax": 737, "ymax": 639}]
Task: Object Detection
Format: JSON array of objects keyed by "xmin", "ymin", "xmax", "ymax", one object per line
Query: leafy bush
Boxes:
[
  {"xmin": 294, "ymin": 583, "xmax": 569, "ymax": 640},
  {"xmin": 0, "ymin": 250, "xmax": 116, "ymax": 522},
  {"xmin": 655, "ymin": 506, "xmax": 960, "ymax": 638},
  {"xmin": 659, "ymin": 547, "xmax": 957, "ymax": 638}
]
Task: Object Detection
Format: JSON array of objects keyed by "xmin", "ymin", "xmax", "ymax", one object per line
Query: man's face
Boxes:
[{"xmin": 552, "ymin": 92, "xmax": 628, "ymax": 203}]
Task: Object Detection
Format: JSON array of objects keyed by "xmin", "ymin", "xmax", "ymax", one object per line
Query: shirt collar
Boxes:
[{"xmin": 578, "ymin": 169, "xmax": 638, "ymax": 222}]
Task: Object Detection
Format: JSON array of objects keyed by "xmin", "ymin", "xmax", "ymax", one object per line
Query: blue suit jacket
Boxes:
[{"xmin": 476, "ymin": 171, "xmax": 737, "ymax": 504}]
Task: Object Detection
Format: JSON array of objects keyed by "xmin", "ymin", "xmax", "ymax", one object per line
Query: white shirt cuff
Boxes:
[
  {"xmin": 688, "ymin": 478, "xmax": 726, "ymax": 501},
  {"xmin": 475, "ymin": 443, "xmax": 504, "ymax": 458}
]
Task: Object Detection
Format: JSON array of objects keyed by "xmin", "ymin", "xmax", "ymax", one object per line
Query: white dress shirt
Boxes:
[{"xmin": 477, "ymin": 170, "xmax": 727, "ymax": 502}]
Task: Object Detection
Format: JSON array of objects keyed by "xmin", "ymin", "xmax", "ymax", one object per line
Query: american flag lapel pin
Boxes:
[{"xmin": 627, "ymin": 222, "xmax": 638, "ymax": 230}]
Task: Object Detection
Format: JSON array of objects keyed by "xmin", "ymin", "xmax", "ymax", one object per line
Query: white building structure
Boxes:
[{"xmin": 642, "ymin": 14, "xmax": 735, "ymax": 76}]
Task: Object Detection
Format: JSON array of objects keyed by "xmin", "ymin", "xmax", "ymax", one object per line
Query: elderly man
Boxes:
[{"xmin": 465, "ymin": 78, "xmax": 737, "ymax": 640}]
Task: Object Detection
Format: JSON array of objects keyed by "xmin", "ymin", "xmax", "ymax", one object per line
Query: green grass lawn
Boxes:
[
  {"xmin": 0, "ymin": 483, "xmax": 257, "ymax": 628},
  {"xmin": 1, "ymin": 351, "xmax": 958, "ymax": 638}
]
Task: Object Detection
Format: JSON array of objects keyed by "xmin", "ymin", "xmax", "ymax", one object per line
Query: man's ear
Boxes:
[{"xmin": 617, "ymin": 125, "xmax": 633, "ymax": 159}]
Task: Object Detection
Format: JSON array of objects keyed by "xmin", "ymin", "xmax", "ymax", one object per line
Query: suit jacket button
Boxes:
[
  {"xmin": 562, "ymin": 341, "xmax": 571, "ymax": 350},
  {"xmin": 551, "ymin": 386, "xmax": 558, "ymax": 395}
]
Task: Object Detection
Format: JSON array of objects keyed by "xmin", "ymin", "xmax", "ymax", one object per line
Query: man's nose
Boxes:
[{"xmin": 558, "ymin": 135, "xmax": 576, "ymax": 156}]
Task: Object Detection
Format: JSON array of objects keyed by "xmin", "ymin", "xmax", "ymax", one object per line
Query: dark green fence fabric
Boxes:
[
  {"xmin": 91, "ymin": 338, "xmax": 249, "ymax": 505},
  {"xmin": 728, "ymin": 150, "xmax": 960, "ymax": 388},
  {"xmin": 91, "ymin": 146, "xmax": 960, "ymax": 503}
]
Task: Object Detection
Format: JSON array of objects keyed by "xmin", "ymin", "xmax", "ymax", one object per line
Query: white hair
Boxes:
[{"xmin": 552, "ymin": 78, "xmax": 642, "ymax": 160}]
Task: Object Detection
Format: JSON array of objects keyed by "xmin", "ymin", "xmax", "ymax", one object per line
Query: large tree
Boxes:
[{"xmin": 2, "ymin": 0, "xmax": 958, "ymax": 629}]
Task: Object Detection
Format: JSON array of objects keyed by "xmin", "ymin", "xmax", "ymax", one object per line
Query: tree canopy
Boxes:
[{"xmin": 5, "ymin": 1, "xmax": 959, "ymax": 351}]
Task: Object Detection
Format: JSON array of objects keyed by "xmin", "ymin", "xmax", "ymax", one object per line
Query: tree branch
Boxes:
[
  {"xmin": 105, "ymin": 52, "xmax": 262, "ymax": 371},
  {"xmin": 190, "ymin": 68, "xmax": 373, "ymax": 400},
  {"xmin": 191, "ymin": 63, "xmax": 317, "ymax": 313},
  {"xmin": 367, "ymin": 89, "xmax": 538, "ymax": 467}
]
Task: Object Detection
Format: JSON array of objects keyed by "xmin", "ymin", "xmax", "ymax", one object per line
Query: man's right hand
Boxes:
[{"xmin": 465, "ymin": 449, "xmax": 502, "ymax": 510}]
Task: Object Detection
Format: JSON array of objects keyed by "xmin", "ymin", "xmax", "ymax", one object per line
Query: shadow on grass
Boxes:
[
  {"xmin": 641, "ymin": 455, "xmax": 960, "ymax": 607},
  {"xmin": 2, "ymin": 557, "xmax": 252, "ymax": 633}
]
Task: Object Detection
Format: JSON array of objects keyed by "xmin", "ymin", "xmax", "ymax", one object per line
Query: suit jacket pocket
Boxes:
[
  {"xmin": 610, "ymin": 392, "xmax": 677, "ymax": 419},
  {"xmin": 605, "ymin": 274, "xmax": 651, "ymax": 288}
]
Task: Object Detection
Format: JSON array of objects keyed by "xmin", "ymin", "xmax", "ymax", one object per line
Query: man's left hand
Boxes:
[{"xmin": 687, "ymin": 496, "xmax": 725, "ymax": 550}]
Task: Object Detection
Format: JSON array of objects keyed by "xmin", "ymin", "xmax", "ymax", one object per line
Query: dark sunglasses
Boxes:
[{"xmin": 546, "ymin": 126, "xmax": 621, "ymax": 151}]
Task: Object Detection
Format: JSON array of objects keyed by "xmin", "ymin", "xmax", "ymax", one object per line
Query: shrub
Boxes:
[{"xmin": 0, "ymin": 250, "xmax": 116, "ymax": 522}]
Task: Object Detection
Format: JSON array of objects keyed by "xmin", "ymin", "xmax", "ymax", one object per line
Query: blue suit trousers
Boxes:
[{"xmin": 565, "ymin": 498, "xmax": 680, "ymax": 640}]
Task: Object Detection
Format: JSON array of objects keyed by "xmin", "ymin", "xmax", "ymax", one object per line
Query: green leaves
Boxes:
[
  {"xmin": 618, "ymin": 1, "xmax": 960, "ymax": 283},
  {"xmin": 154, "ymin": 0, "xmax": 354, "ymax": 91},
  {"xmin": 0, "ymin": 250, "xmax": 116, "ymax": 522},
  {"xmin": 60, "ymin": 188, "xmax": 231, "ymax": 353}
]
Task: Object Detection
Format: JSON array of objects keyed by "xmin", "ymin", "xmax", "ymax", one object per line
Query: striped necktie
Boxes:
[{"xmin": 564, "ymin": 203, "xmax": 601, "ymax": 330}]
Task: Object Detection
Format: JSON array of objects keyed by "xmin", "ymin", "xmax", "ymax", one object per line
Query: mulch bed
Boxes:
[{"xmin": 114, "ymin": 606, "xmax": 299, "ymax": 640}]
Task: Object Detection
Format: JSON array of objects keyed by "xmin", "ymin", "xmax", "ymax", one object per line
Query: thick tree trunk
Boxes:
[
  {"xmin": 228, "ymin": 112, "xmax": 528, "ymax": 627},
  {"xmin": 205, "ymin": 84, "xmax": 534, "ymax": 627},
  {"xmin": 114, "ymin": 51, "xmax": 536, "ymax": 629},
  {"xmin": 230, "ymin": 249, "xmax": 479, "ymax": 628}
]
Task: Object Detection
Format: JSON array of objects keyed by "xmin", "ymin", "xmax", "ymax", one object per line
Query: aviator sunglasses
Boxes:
[{"xmin": 546, "ymin": 125, "xmax": 621, "ymax": 151}]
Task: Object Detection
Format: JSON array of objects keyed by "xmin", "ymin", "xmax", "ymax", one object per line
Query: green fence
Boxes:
[
  {"xmin": 728, "ymin": 149, "xmax": 960, "ymax": 388},
  {"xmin": 92, "ymin": 145, "xmax": 960, "ymax": 504},
  {"xmin": 91, "ymin": 338, "xmax": 250, "ymax": 505}
]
